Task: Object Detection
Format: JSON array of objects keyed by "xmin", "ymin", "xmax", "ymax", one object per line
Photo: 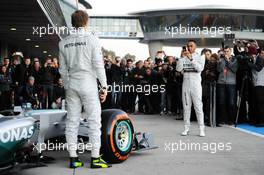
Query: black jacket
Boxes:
[
  {"xmin": 0, "ymin": 73, "xmax": 12, "ymax": 91},
  {"xmin": 30, "ymin": 68, "xmax": 43, "ymax": 86},
  {"xmin": 105, "ymin": 63, "xmax": 112, "ymax": 85},
  {"xmin": 21, "ymin": 84, "xmax": 38, "ymax": 105},
  {"xmin": 41, "ymin": 66, "xmax": 57, "ymax": 85},
  {"xmin": 202, "ymin": 60, "xmax": 218, "ymax": 83},
  {"xmin": 123, "ymin": 67, "xmax": 134, "ymax": 85},
  {"xmin": 14, "ymin": 64, "xmax": 32, "ymax": 86},
  {"xmin": 142, "ymin": 71, "xmax": 158, "ymax": 85},
  {"xmin": 53, "ymin": 85, "xmax": 65, "ymax": 101},
  {"xmin": 110, "ymin": 64, "xmax": 125, "ymax": 84},
  {"xmin": 132, "ymin": 67, "xmax": 145, "ymax": 85}
]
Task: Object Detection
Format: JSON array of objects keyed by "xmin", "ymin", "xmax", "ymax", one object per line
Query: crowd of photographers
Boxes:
[
  {"xmin": 0, "ymin": 39, "xmax": 263, "ymax": 127},
  {"xmin": 102, "ymin": 40, "xmax": 264, "ymax": 127},
  {"xmin": 0, "ymin": 53, "xmax": 65, "ymax": 110}
]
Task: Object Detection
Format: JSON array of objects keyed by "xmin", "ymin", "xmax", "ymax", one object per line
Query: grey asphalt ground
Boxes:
[{"xmin": 12, "ymin": 114, "xmax": 264, "ymax": 175}]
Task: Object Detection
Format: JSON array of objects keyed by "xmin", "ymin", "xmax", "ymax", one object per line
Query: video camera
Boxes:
[
  {"xmin": 234, "ymin": 39, "xmax": 259, "ymax": 71},
  {"xmin": 236, "ymin": 54, "xmax": 254, "ymax": 72}
]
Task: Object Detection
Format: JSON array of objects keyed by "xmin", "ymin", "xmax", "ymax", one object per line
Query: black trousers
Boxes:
[
  {"xmin": 42, "ymin": 84, "xmax": 54, "ymax": 109},
  {"xmin": 121, "ymin": 91, "xmax": 134, "ymax": 112},
  {"xmin": 0, "ymin": 90, "xmax": 11, "ymax": 111},
  {"xmin": 254, "ymin": 86, "xmax": 264, "ymax": 124},
  {"xmin": 203, "ymin": 82, "xmax": 216, "ymax": 125}
]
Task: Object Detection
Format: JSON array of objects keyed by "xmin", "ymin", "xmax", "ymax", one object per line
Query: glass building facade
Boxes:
[
  {"xmin": 140, "ymin": 14, "xmax": 264, "ymax": 33},
  {"xmin": 58, "ymin": 0, "xmax": 143, "ymax": 39},
  {"xmin": 89, "ymin": 17, "xmax": 143, "ymax": 38}
]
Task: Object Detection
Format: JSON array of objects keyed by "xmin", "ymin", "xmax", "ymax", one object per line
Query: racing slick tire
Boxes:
[{"xmin": 101, "ymin": 109, "xmax": 134, "ymax": 163}]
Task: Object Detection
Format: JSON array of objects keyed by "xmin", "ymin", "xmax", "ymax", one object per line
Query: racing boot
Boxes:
[
  {"xmin": 91, "ymin": 156, "xmax": 112, "ymax": 169},
  {"xmin": 69, "ymin": 157, "xmax": 84, "ymax": 169},
  {"xmin": 181, "ymin": 125, "xmax": 190, "ymax": 136},
  {"xmin": 199, "ymin": 126, "xmax": 205, "ymax": 137}
]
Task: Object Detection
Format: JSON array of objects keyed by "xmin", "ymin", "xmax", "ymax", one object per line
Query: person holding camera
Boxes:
[
  {"xmin": 248, "ymin": 47, "xmax": 264, "ymax": 126},
  {"xmin": 159, "ymin": 63, "xmax": 168, "ymax": 115},
  {"xmin": 41, "ymin": 58, "xmax": 57, "ymax": 109},
  {"xmin": 132, "ymin": 60, "xmax": 146, "ymax": 113},
  {"xmin": 165, "ymin": 56, "xmax": 183, "ymax": 116},
  {"xmin": 110, "ymin": 56, "xmax": 125, "ymax": 108},
  {"xmin": 52, "ymin": 78, "xmax": 65, "ymax": 109},
  {"xmin": 235, "ymin": 43, "xmax": 256, "ymax": 124},
  {"xmin": 176, "ymin": 40, "xmax": 205, "ymax": 137},
  {"xmin": 202, "ymin": 51, "xmax": 219, "ymax": 126},
  {"xmin": 165, "ymin": 56, "xmax": 177, "ymax": 115},
  {"xmin": 141, "ymin": 67, "xmax": 159, "ymax": 114},
  {"xmin": 216, "ymin": 46, "xmax": 238, "ymax": 125},
  {"xmin": 20, "ymin": 76, "xmax": 39, "ymax": 109},
  {"xmin": 155, "ymin": 51, "xmax": 166, "ymax": 64},
  {"xmin": 122, "ymin": 59, "xmax": 135, "ymax": 113},
  {"xmin": 14, "ymin": 57, "xmax": 32, "ymax": 87},
  {"xmin": 0, "ymin": 65, "xmax": 12, "ymax": 110}
]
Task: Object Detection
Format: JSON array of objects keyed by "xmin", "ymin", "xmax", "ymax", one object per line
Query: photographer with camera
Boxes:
[
  {"xmin": 216, "ymin": 46, "xmax": 238, "ymax": 125},
  {"xmin": 141, "ymin": 67, "xmax": 159, "ymax": 114},
  {"xmin": 235, "ymin": 41, "xmax": 257, "ymax": 124},
  {"xmin": 20, "ymin": 76, "xmax": 39, "ymax": 109},
  {"xmin": 155, "ymin": 51, "xmax": 166, "ymax": 64},
  {"xmin": 0, "ymin": 65, "xmax": 12, "ymax": 110},
  {"xmin": 110, "ymin": 56, "xmax": 125, "ymax": 108},
  {"xmin": 132, "ymin": 60, "xmax": 146, "ymax": 113},
  {"xmin": 248, "ymin": 47, "xmax": 264, "ymax": 126},
  {"xmin": 122, "ymin": 59, "xmax": 135, "ymax": 113},
  {"xmin": 202, "ymin": 51, "xmax": 219, "ymax": 126},
  {"xmin": 176, "ymin": 40, "xmax": 205, "ymax": 137},
  {"xmin": 41, "ymin": 58, "xmax": 57, "ymax": 109},
  {"xmin": 165, "ymin": 56, "xmax": 178, "ymax": 116}
]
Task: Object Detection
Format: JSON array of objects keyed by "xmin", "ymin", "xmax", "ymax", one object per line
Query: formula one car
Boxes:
[{"xmin": 0, "ymin": 106, "xmax": 157, "ymax": 172}]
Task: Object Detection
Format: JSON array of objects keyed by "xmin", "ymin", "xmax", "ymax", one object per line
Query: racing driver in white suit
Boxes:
[
  {"xmin": 176, "ymin": 40, "xmax": 206, "ymax": 137},
  {"xmin": 59, "ymin": 10, "xmax": 111, "ymax": 169}
]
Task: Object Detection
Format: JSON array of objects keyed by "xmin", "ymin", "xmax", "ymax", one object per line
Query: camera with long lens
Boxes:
[
  {"xmin": 236, "ymin": 54, "xmax": 254, "ymax": 72},
  {"xmin": 234, "ymin": 39, "xmax": 256, "ymax": 72}
]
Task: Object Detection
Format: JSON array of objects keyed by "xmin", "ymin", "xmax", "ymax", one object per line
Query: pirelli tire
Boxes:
[{"xmin": 101, "ymin": 109, "xmax": 134, "ymax": 163}]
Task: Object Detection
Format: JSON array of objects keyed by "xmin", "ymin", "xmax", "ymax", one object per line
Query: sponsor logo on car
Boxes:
[{"xmin": 0, "ymin": 126, "xmax": 34, "ymax": 143}]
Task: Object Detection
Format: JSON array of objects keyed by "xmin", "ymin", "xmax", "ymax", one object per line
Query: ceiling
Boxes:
[{"xmin": 0, "ymin": 0, "xmax": 61, "ymax": 59}]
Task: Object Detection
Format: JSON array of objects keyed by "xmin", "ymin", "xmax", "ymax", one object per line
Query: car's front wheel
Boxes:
[{"xmin": 101, "ymin": 109, "xmax": 134, "ymax": 163}]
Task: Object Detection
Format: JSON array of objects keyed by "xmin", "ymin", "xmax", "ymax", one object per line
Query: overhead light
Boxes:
[
  {"xmin": 35, "ymin": 45, "xmax": 39, "ymax": 48},
  {"xmin": 43, "ymin": 51, "xmax": 47, "ymax": 53},
  {"xmin": 25, "ymin": 38, "xmax": 31, "ymax": 41},
  {"xmin": 48, "ymin": 54, "xmax": 52, "ymax": 57},
  {"xmin": 10, "ymin": 28, "xmax": 16, "ymax": 31}
]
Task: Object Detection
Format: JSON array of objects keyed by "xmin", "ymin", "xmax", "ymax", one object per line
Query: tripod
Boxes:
[{"xmin": 235, "ymin": 73, "xmax": 250, "ymax": 127}]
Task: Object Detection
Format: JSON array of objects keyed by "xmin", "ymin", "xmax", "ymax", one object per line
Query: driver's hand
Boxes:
[
  {"xmin": 185, "ymin": 51, "xmax": 192, "ymax": 60},
  {"xmin": 99, "ymin": 88, "xmax": 107, "ymax": 103}
]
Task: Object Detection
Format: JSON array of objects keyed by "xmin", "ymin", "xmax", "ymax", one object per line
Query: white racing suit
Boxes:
[
  {"xmin": 176, "ymin": 53, "xmax": 205, "ymax": 133},
  {"xmin": 59, "ymin": 30, "xmax": 107, "ymax": 158}
]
